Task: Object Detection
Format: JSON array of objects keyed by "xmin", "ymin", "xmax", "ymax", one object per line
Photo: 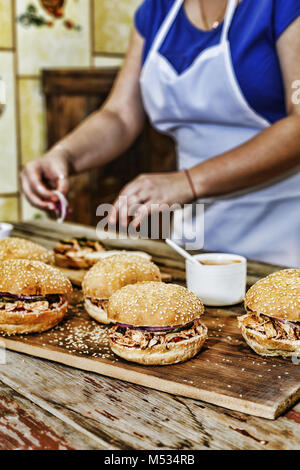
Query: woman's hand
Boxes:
[
  {"xmin": 108, "ymin": 171, "xmax": 193, "ymax": 228},
  {"xmin": 21, "ymin": 147, "xmax": 70, "ymax": 211}
]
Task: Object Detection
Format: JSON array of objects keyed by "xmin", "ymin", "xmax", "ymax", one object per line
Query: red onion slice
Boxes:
[
  {"xmin": 261, "ymin": 313, "xmax": 299, "ymax": 328},
  {"xmin": 273, "ymin": 317, "xmax": 300, "ymax": 329},
  {"xmin": 0, "ymin": 292, "xmax": 44, "ymax": 301},
  {"xmin": 116, "ymin": 319, "xmax": 197, "ymax": 332},
  {"xmin": 54, "ymin": 190, "xmax": 69, "ymax": 224}
]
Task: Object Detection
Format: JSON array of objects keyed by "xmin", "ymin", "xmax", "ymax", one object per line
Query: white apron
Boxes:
[{"xmin": 140, "ymin": 0, "xmax": 300, "ymax": 267}]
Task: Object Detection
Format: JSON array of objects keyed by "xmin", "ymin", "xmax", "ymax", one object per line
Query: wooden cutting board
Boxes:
[{"xmin": 2, "ymin": 291, "xmax": 299, "ymax": 420}]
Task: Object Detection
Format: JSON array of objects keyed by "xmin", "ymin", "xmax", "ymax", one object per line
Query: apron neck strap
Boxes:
[
  {"xmin": 150, "ymin": 0, "xmax": 237, "ymax": 55},
  {"xmin": 221, "ymin": 0, "xmax": 238, "ymax": 43},
  {"xmin": 151, "ymin": 0, "xmax": 184, "ymax": 54}
]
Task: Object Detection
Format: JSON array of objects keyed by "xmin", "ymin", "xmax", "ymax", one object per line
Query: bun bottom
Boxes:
[
  {"xmin": 109, "ymin": 327, "xmax": 207, "ymax": 365},
  {"xmin": 57, "ymin": 266, "xmax": 86, "ymax": 287},
  {"xmin": 54, "ymin": 253, "xmax": 91, "ymax": 270},
  {"xmin": 0, "ymin": 301, "xmax": 68, "ymax": 336},
  {"xmin": 84, "ymin": 298, "xmax": 110, "ymax": 325},
  {"xmin": 238, "ymin": 315, "xmax": 300, "ymax": 358}
]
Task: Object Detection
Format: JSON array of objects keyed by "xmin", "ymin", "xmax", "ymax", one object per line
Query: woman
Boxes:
[{"xmin": 22, "ymin": 0, "xmax": 300, "ymax": 267}]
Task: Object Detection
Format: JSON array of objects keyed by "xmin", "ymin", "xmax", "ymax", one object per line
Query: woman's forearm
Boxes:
[
  {"xmin": 53, "ymin": 105, "xmax": 144, "ymax": 175},
  {"xmin": 51, "ymin": 30, "xmax": 146, "ymax": 175},
  {"xmin": 190, "ymin": 115, "xmax": 300, "ymax": 198}
]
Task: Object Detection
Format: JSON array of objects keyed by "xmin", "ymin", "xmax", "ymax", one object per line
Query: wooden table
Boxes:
[{"xmin": 0, "ymin": 220, "xmax": 299, "ymax": 450}]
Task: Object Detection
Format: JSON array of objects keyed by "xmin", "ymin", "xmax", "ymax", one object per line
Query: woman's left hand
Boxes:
[{"xmin": 108, "ymin": 171, "xmax": 193, "ymax": 228}]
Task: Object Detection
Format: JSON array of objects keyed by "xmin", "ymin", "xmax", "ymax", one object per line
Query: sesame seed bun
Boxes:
[
  {"xmin": 84, "ymin": 298, "xmax": 110, "ymax": 325},
  {"xmin": 108, "ymin": 282, "xmax": 205, "ymax": 327},
  {"xmin": 0, "ymin": 260, "xmax": 72, "ymax": 336},
  {"xmin": 245, "ymin": 269, "xmax": 300, "ymax": 322},
  {"xmin": 82, "ymin": 254, "xmax": 161, "ymax": 301},
  {"xmin": 0, "ymin": 259, "xmax": 73, "ymax": 296},
  {"xmin": 0, "ymin": 238, "xmax": 53, "ymax": 264},
  {"xmin": 109, "ymin": 330, "xmax": 207, "ymax": 365}
]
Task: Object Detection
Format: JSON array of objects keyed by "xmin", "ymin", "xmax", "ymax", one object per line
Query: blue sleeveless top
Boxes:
[{"xmin": 135, "ymin": 0, "xmax": 300, "ymax": 124}]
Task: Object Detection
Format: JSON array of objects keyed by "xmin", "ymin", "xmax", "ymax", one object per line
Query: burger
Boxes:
[
  {"xmin": 108, "ymin": 282, "xmax": 207, "ymax": 365},
  {"xmin": 54, "ymin": 237, "xmax": 152, "ymax": 269},
  {"xmin": 54, "ymin": 237, "xmax": 106, "ymax": 269},
  {"xmin": 0, "ymin": 259, "xmax": 72, "ymax": 335},
  {"xmin": 238, "ymin": 269, "xmax": 300, "ymax": 357},
  {"xmin": 82, "ymin": 254, "xmax": 161, "ymax": 325},
  {"xmin": 0, "ymin": 237, "xmax": 53, "ymax": 264}
]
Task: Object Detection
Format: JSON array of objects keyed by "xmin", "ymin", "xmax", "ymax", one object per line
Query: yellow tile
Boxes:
[
  {"xmin": 0, "ymin": 0, "xmax": 13, "ymax": 49},
  {"xmin": 0, "ymin": 51, "xmax": 18, "ymax": 193},
  {"xmin": 0, "ymin": 197, "xmax": 19, "ymax": 222},
  {"xmin": 17, "ymin": 0, "xmax": 91, "ymax": 75},
  {"xmin": 93, "ymin": 55, "xmax": 123, "ymax": 68},
  {"xmin": 21, "ymin": 194, "xmax": 45, "ymax": 221},
  {"xmin": 19, "ymin": 78, "xmax": 46, "ymax": 166},
  {"xmin": 94, "ymin": 0, "xmax": 142, "ymax": 54}
]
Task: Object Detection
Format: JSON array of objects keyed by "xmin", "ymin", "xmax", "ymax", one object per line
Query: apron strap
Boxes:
[
  {"xmin": 147, "ymin": 0, "xmax": 237, "ymax": 60},
  {"xmin": 150, "ymin": 0, "xmax": 184, "ymax": 55},
  {"xmin": 221, "ymin": 0, "xmax": 238, "ymax": 43}
]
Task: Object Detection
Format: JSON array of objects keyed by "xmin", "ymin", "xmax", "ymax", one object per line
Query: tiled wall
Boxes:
[{"xmin": 0, "ymin": 0, "xmax": 141, "ymax": 222}]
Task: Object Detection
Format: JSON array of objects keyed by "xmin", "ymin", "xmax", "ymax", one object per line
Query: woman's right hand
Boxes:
[{"xmin": 21, "ymin": 147, "xmax": 70, "ymax": 212}]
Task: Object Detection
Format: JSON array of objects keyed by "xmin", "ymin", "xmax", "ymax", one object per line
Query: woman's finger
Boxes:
[
  {"xmin": 119, "ymin": 175, "xmax": 147, "ymax": 198},
  {"xmin": 108, "ymin": 181, "xmax": 141, "ymax": 224},
  {"xmin": 108, "ymin": 194, "xmax": 127, "ymax": 225},
  {"xmin": 25, "ymin": 163, "xmax": 58, "ymax": 202},
  {"xmin": 118, "ymin": 194, "xmax": 131, "ymax": 227},
  {"xmin": 117, "ymin": 187, "xmax": 151, "ymax": 226},
  {"xmin": 21, "ymin": 173, "xmax": 53, "ymax": 210},
  {"xmin": 125, "ymin": 193, "xmax": 145, "ymax": 213},
  {"xmin": 131, "ymin": 201, "xmax": 152, "ymax": 228},
  {"xmin": 57, "ymin": 175, "xmax": 70, "ymax": 195}
]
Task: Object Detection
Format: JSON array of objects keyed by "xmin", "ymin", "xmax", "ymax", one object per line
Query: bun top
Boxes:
[
  {"xmin": 0, "ymin": 238, "xmax": 53, "ymax": 264},
  {"xmin": 245, "ymin": 269, "xmax": 300, "ymax": 322},
  {"xmin": 108, "ymin": 281, "xmax": 205, "ymax": 327},
  {"xmin": 82, "ymin": 254, "xmax": 161, "ymax": 299},
  {"xmin": 0, "ymin": 259, "xmax": 72, "ymax": 296}
]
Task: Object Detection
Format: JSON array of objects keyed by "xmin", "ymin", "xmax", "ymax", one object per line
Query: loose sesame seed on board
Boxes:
[{"xmin": 38, "ymin": 308, "xmax": 116, "ymax": 359}]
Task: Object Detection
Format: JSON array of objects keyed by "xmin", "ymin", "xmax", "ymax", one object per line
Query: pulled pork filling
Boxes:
[
  {"xmin": 109, "ymin": 319, "xmax": 205, "ymax": 350},
  {"xmin": 87, "ymin": 298, "xmax": 108, "ymax": 312},
  {"xmin": 54, "ymin": 238, "xmax": 105, "ymax": 256},
  {"xmin": 243, "ymin": 311, "xmax": 300, "ymax": 341},
  {"xmin": 0, "ymin": 295, "xmax": 65, "ymax": 314}
]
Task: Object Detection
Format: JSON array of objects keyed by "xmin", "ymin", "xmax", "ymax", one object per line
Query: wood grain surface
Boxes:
[
  {"xmin": 0, "ymin": 221, "xmax": 298, "ymax": 449},
  {"xmin": 2, "ymin": 296, "xmax": 299, "ymax": 420},
  {"xmin": 2, "ymin": 221, "xmax": 299, "ymax": 420}
]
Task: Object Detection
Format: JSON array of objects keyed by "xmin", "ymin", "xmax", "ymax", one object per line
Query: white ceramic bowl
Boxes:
[
  {"xmin": 186, "ymin": 253, "xmax": 247, "ymax": 306},
  {"xmin": 0, "ymin": 223, "xmax": 13, "ymax": 239}
]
